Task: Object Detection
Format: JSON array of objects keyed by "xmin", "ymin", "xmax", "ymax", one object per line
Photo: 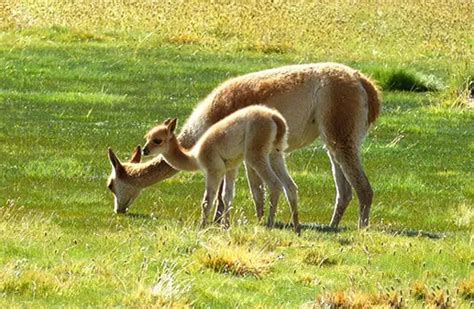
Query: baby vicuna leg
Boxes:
[
  {"xmin": 221, "ymin": 168, "xmax": 238, "ymax": 228},
  {"xmin": 245, "ymin": 164, "xmax": 265, "ymax": 221},
  {"xmin": 248, "ymin": 158, "xmax": 283, "ymax": 229},
  {"xmin": 213, "ymin": 181, "xmax": 225, "ymax": 224},
  {"xmin": 244, "ymin": 124, "xmax": 284, "ymax": 229},
  {"xmin": 201, "ymin": 170, "xmax": 224, "ymax": 228}
]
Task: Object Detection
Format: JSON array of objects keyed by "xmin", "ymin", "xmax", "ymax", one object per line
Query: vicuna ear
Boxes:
[
  {"xmin": 130, "ymin": 145, "xmax": 142, "ymax": 163},
  {"xmin": 167, "ymin": 118, "xmax": 178, "ymax": 134},
  {"xmin": 163, "ymin": 118, "xmax": 172, "ymax": 125},
  {"xmin": 108, "ymin": 147, "xmax": 125, "ymax": 176}
]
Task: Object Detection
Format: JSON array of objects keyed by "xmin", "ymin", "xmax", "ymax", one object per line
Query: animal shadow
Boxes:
[
  {"xmin": 377, "ymin": 227, "xmax": 446, "ymax": 240},
  {"xmin": 274, "ymin": 221, "xmax": 347, "ymax": 233},
  {"xmin": 274, "ymin": 222, "xmax": 446, "ymax": 239}
]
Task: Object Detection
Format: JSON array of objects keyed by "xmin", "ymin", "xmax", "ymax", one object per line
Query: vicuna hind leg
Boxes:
[
  {"xmin": 247, "ymin": 158, "xmax": 283, "ymax": 229},
  {"xmin": 327, "ymin": 151, "xmax": 353, "ymax": 229},
  {"xmin": 201, "ymin": 171, "xmax": 224, "ymax": 228},
  {"xmin": 221, "ymin": 168, "xmax": 238, "ymax": 229},
  {"xmin": 269, "ymin": 152, "xmax": 300, "ymax": 234},
  {"xmin": 245, "ymin": 120, "xmax": 283, "ymax": 228},
  {"xmin": 213, "ymin": 181, "xmax": 225, "ymax": 224},
  {"xmin": 329, "ymin": 145, "xmax": 373, "ymax": 229},
  {"xmin": 245, "ymin": 163, "xmax": 265, "ymax": 221}
]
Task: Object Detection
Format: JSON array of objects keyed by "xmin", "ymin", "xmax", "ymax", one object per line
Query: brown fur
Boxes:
[
  {"xmin": 206, "ymin": 70, "xmax": 312, "ymax": 124},
  {"xmin": 326, "ymin": 67, "xmax": 361, "ymax": 145}
]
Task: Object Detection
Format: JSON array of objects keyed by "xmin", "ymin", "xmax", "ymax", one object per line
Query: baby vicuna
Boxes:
[{"xmin": 142, "ymin": 105, "xmax": 300, "ymax": 233}]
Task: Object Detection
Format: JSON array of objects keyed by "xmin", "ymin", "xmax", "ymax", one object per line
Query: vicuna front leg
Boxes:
[
  {"xmin": 270, "ymin": 152, "xmax": 300, "ymax": 234},
  {"xmin": 201, "ymin": 173, "xmax": 223, "ymax": 228},
  {"xmin": 330, "ymin": 146, "xmax": 373, "ymax": 229},
  {"xmin": 245, "ymin": 164, "xmax": 265, "ymax": 221},
  {"xmin": 327, "ymin": 151, "xmax": 353, "ymax": 229}
]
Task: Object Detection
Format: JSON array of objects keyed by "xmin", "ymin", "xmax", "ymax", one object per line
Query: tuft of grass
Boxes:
[
  {"xmin": 371, "ymin": 68, "xmax": 442, "ymax": 92},
  {"xmin": 123, "ymin": 266, "xmax": 192, "ymax": 308},
  {"xmin": 385, "ymin": 70, "xmax": 440, "ymax": 92},
  {"xmin": 302, "ymin": 249, "xmax": 340, "ymax": 267},
  {"xmin": 425, "ymin": 288, "xmax": 453, "ymax": 308},
  {"xmin": 313, "ymin": 290, "xmax": 403, "ymax": 308},
  {"xmin": 410, "ymin": 284, "xmax": 460, "ymax": 307},
  {"xmin": 451, "ymin": 203, "xmax": 474, "ymax": 229},
  {"xmin": 440, "ymin": 69, "xmax": 474, "ymax": 109},
  {"xmin": 410, "ymin": 281, "xmax": 428, "ymax": 301},
  {"xmin": 458, "ymin": 276, "xmax": 474, "ymax": 300},
  {"xmin": 197, "ymin": 241, "xmax": 274, "ymax": 278},
  {"xmin": 0, "ymin": 262, "xmax": 62, "ymax": 297}
]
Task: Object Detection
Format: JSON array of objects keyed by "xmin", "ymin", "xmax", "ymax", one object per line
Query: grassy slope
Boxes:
[{"xmin": 0, "ymin": 30, "xmax": 473, "ymax": 307}]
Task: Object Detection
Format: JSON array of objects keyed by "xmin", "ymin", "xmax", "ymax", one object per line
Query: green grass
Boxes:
[
  {"xmin": 373, "ymin": 68, "xmax": 442, "ymax": 92},
  {"xmin": 1, "ymin": 26, "xmax": 473, "ymax": 307},
  {"xmin": 3, "ymin": 0, "xmax": 473, "ymax": 109}
]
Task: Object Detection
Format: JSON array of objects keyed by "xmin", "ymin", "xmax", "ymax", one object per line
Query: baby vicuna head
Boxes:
[{"xmin": 142, "ymin": 118, "xmax": 178, "ymax": 156}]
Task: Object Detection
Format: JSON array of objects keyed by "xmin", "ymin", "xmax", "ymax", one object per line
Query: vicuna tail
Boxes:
[
  {"xmin": 272, "ymin": 114, "xmax": 288, "ymax": 151},
  {"xmin": 359, "ymin": 75, "xmax": 381, "ymax": 125}
]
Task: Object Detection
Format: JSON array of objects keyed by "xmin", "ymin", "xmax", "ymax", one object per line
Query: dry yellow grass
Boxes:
[
  {"xmin": 311, "ymin": 290, "xmax": 403, "ymax": 308},
  {"xmin": 197, "ymin": 239, "xmax": 275, "ymax": 278},
  {"xmin": 303, "ymin": 248, "xmax": 340, "ymax": 267},
  {"xmin": 458, "ymin": 276, "xmax": 474, "ymax": 301},
  {"xmin": 1, "ymin": 0, "xmax": 471, "ymax": 65},
  {"xmin": 2, "ymin": 0, "xmax": 471, "ymax": 107},
  {"xmin": 424, "ymin": 289, "xmax": 453, "ymax": 308},
  {"xmin": 410, "ymin": 280, "xmax": 428, "ymax": 301}
]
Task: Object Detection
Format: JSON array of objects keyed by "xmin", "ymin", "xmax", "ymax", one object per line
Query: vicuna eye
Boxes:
[
  {"xmin": 153, "ymin": 139, "xmax": 162, "ymax": 144},
  {"xmin": 107, "ymin": 182, "xmax": 113, "ymax": 190}
]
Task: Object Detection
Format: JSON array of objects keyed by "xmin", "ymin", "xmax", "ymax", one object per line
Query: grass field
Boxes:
[{"xmin": 1, "ymin": 1, "xmax": 474, "ymax": 307}]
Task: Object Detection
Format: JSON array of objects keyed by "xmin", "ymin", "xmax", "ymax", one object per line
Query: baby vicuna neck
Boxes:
[{"xmin": 163, "ymin": 135, "xmax": 200, "ymax": 172}]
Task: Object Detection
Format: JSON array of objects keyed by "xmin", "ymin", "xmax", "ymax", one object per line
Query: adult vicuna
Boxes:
[
  {"xmin": 107, "ymin": 62, "xmax": 381, "ymax": 229},
  {"xmin": 141, "ymin": 106, "xmax": 300, "ymax": 233}
]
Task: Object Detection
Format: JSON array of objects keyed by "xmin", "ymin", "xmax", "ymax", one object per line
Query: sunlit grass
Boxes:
[
  {"xmin": 1, "ymin": 1, "xmax": 472, "ymax": 107},
  {"xmin": 198, "ymin": 239, "xmax": 275, "ymax": 278},
  {"xmin": 2, "ymin": 1, "xmax": 470, "ymax": 64},
  {"xmin": 0, "ymin": 11, "xmax": 473, "ymax": 306},
  {"xmin": 0, "ymin": 204, "xmax": 471, "ymax": 307}
]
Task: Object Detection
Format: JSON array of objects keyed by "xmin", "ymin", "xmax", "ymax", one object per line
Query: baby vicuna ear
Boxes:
[{"xmin": 167, "ymin": 118, "xmax": 178, "ymax": 134}]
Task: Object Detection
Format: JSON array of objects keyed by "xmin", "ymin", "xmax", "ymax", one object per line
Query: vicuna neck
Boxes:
[
  {"xmin": 162, "ymin": 135, "xmax": 199, "ymax": 172},
  {"xmin": 123, "ymin": 158, "xmax": 177, "ymax": 188}
]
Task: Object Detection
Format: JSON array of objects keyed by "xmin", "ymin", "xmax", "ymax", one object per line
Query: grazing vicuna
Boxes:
[
  {"xmin": 107, "ymin": 63, "xmax": 381, "ymax": 229},
  {"xmin": 141, "ymin": 106, "xmax": 300, "ymax": 233}
]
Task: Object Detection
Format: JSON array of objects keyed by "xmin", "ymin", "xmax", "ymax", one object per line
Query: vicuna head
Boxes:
[
  {"xmin": 142, "ymin": 118, "xmax": 178, "ymax": 156},
  {"xmin": 107, "ymin": 146, "xmax": 142, "ymax": 214}
]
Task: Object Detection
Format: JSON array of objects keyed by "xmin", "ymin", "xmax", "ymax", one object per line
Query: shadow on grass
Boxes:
[
  {"xmin": 275, "ymin": 222, "xmax": 446, "ymax": 239},
  {"xmin": 376, "ymin": 227, "xmax": 446, "ymax": 240},
  {"xmin": 274, "ymin": 222, "xmax": 346, "ymax": 233},
  {"xmin": 125, "ymin": 212, "xmax": 158, "ymax": 220},
  {"xmin": 120, "ymin": 215, "xmax": 447, "ymax": 239}
]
